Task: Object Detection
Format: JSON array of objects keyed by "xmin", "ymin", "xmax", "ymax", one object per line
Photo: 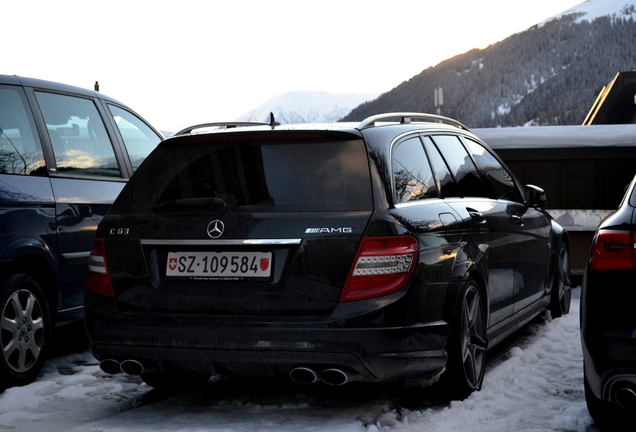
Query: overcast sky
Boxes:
[{"xmin": 5, "ymin": 0, "xmax": 582, "ymax": 131}]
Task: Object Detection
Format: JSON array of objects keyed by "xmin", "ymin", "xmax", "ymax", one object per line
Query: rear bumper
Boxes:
[
  {"xmin": 582, "ymin": 334, "xmax": 636, "ymax": 405},
  {"xmin": 85, "ymin": 296, "xmax": 449, "ymax": 382},
  {"xmin": 581, "ymin": 269, "xmax": 636, "ymax": 404}
]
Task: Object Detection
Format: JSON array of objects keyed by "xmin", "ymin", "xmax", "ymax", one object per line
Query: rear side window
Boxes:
[
  {"xmin": 463, "ymin": 138, "xmax": 523, "ymax": 203},
  {"xmin": 422, "ymin": 136, "xmax": 460, "ymax": 198},
  {"xmin": 35, "ymin": 91, "xmax": 121, "ymax": 178},
  {"xmin": 392, "ymin": 136, "xmax": 437, "ymax": 203},
  {"xmin": 0, "ymin": 86, "xmax": 45, "ymax": 175},
  {"xmin": 431, "ymin": 135, "xmax": 489, "ymax": 199},
  {"xmin": 108, "ymin": 105, "xmax": 162, "ymax": 171},
  {"xmin": 120, "ymin": 138, "xmax": 372, "ymax": 213}
]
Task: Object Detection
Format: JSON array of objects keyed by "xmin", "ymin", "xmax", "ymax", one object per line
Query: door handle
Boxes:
[
  {"xmin": 467, "ymin": 208, "xmax": 486, "ymax": 223},
  {"xmin": 511, "ymin": 214, "xmax": 524, "ymax": 226}
]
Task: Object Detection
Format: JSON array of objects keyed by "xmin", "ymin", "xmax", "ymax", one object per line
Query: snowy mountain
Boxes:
[
  {"xmin": 342, "ymin": 0, "xmax": 636, "ymax": 127},
  {"xmin": 233, "ymin": 1, "xmax": 636, "ymax": 128},
  {"xmin": 546, "ymin": 0, "xmax": 636, "ymax": 23},
  {"xmin": 236, "ymin": 91, "xmax": 378, "ymax": 123}
]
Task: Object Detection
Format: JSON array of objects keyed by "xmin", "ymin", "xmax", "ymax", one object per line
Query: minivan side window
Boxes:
[
  {"xmin": 463, "ymin": 138, "xmax": 523, "ymax": 203},
  {"xmin": 431, "ymin": 135, "xmax": 489, "ymax": 199},
  {"xmin": 0, "ymin": 86, "xmax": 45, "ymax": 175},
  {"xmin": 108, "ymin": 105, "xmax": 162, "ymax": 171},
  {"xmin": 392, "ymin": 136, "xmax": 437, "ymax": 203},
  {"xmin": 35, "ymin": 92, "xmax": 121, "ymax": 178}
]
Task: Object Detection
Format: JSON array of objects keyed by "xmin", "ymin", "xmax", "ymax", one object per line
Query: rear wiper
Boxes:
[{"xmin": 153, "ymin": 197, "xmax": 227, "ymax": 211}]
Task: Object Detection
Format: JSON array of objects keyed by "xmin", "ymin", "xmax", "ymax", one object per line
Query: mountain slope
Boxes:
[{"xmin": 342, "ymin": 0, "xmax": 636, "ymax": 127}]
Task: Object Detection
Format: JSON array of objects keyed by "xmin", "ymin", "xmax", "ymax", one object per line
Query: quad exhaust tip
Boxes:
[
  {"xmin": 99, "ymin": 359, "xmax": 145, "ymax": 376},
  {"xmin": 615, "ymin": 386, "xmax": 636, "ymax": 410},
  {"xmin": 289, "ymin": 367, "xmax": 319, "ymax": 385},
  {"xmin": 289, "ymin": 367, "xmax": 360, "ymax": 386},
  {"xmin": 321, "ymin": 368, "xmax": 350, "ymax": 386},
  {"xmin": 120, "ymin": 359, "xmax": 144, "ymax": 375},
  {"xmin": 99, "ymin": 359, "xmax": 121, "ymax": 375}
]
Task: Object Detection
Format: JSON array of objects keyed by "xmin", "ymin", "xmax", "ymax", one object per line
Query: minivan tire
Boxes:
[{"xmin": 0, "ymin": 273, "xmax": 51, "ymax": 389}]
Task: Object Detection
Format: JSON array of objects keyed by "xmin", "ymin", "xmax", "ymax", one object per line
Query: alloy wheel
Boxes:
[
  {"xmin": 460, "ymin": 285, "xmax": 487, "ymax": 390},
  {"xmin": 1, "ymin": 289, "xmax": 45, "ymax": 373}
]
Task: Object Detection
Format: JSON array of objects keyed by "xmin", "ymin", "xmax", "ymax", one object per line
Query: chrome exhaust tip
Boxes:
[
  {"xmin": 99, "ymin": 359, "xmax": 121, "ymax": 375},
  {"xmin": 320, "ymin": 368, "xmax": 351, "ymax": 386},
  {"xmin": 289, "ymin": 367, "xmax": 319, "ymax": 385},
  {"xmin": 615, "ymin": 387, "xmax": 636, "ymax": 410},
  {"xmin": 120, "ymin": 359, "xmax": 145, "ymax": 375}
]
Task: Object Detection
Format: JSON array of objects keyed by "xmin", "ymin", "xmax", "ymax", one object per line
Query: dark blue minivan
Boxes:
[{"xmin": 0, "ymin": 75, "xmax": 162, "ymax": 388}]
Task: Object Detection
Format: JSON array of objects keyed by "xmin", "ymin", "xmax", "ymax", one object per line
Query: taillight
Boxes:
[
  {"xmin": 87, "ymin": 238, "xmax": 115, "ymax": 297},
  {"xmin": 340, "ymin": 235, "xmax": 418, "ymax": 302},
  {"xmin": 590, "ymin": 229, "xmax": 636, "ymax": 271}
]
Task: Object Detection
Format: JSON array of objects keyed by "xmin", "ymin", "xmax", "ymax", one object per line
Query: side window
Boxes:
[
  {"xmin": 108, "ymin": 105, "xmax": 162, "ymax": 171},
  {"xmin": 463, "ymin": 138, "xmax": 523, "ymax": 203},
  {"xmin": 431, "ymin": 135, "xmax": 490, "ymax": 199},
  {"xmin": 35, "ymin": 91, "xmax": 121, "ymax": 178},
  {"xmin": 392, "ymin": 136, "xmax": 438, "ymax": 203},
  {"xmin": 421, "ymin": 136, "xmax": 460, "ymax": 198},
  {"xmin": 0, "ymin": 86, "xmax": 46, "ymax": 175}
]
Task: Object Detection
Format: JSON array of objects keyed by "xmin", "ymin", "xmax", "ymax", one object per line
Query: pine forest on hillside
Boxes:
[{"xmin": 341, "ymin": 9, "xmax": 636, "ymax": 128}]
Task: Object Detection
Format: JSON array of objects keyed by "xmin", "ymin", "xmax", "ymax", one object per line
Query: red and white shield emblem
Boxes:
[
  {"xmin": 169, "ymin": 257, "xmax": 177, "ymax": 271},
  {"xmin": 260, "ymin": 258, "xmax": 270, "ymax": 271}
]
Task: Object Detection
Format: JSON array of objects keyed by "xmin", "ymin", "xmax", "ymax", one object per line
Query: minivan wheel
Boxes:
[
  {"xmin": 0, "ymin": 273, "xmax": 51, "ymax": 389},
  {"xmin": 437, "ymin": 280, "xmax": 487, "ymax": 401},
  {"xmin": 549, "ymin": 244, "xmax": 571, "ymax": 318}
]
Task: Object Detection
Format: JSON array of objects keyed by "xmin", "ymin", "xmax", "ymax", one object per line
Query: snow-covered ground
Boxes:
[{"xmin": 0, "ymin": 288, "xmax": 598, "ymax": 432}]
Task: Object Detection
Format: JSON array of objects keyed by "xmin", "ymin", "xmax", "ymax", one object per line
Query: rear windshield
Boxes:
[{"xmin": 115, "ymin": 137, "xmax": 372, "ymax": 213}]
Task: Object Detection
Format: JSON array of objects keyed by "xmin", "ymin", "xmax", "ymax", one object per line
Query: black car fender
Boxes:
[{"xmin": 0, "ymin": 236, "xmax": 61, "ymax": 312}]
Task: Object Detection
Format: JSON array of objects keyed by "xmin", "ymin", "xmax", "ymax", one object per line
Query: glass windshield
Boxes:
[{"xmin": 116, "ymin": 137, "xmax": 372, "ymax": 213}]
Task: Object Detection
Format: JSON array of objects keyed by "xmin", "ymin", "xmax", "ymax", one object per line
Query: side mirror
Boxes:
[{"xmin": 525, "ymin": 184, "xmax": 547, "ymax": 208}]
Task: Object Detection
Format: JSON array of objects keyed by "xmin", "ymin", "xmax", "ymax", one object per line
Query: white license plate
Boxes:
[{"xmin": 166, "ymin": 251, "xmax": 272, "ymax": 279}]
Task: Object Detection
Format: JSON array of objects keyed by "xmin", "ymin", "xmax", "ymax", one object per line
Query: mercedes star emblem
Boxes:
[{"xmin": 207, "ymin": 220, "xmax": 225, "ymax": 238}]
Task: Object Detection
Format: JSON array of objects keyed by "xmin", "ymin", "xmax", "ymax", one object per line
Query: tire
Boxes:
[
  {"xmin": 140, "ymin": 371, "xmax": 211, "ymax": 391},
  {"xmin": 549, "ymin": 244, "xmax": 571, "ymax": 318},
  {"xmin": 437, "ymin": 279, "xmax": 487, "ymax": 401},
  {"xmin": 0, "ymin": 273, "xmax": 51, "ymax": 389}
]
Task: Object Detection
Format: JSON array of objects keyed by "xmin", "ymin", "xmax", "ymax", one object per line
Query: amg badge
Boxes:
[{"xmin": 305, "ymin": 227, "xmax": 353, "ymax": 234}]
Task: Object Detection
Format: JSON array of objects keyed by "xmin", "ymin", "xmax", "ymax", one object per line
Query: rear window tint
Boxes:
[{"xmin": 118, "ymin": 138, "xmax": 372, "ymax": 213}]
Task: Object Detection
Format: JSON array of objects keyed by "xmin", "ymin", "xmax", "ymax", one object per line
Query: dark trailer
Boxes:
[{"xmin": 474, "ymin": 124, "xmax": 636, "ymax": 276}]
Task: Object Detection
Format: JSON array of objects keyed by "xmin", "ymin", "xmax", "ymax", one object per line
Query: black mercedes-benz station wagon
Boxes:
[
  {"xmin": 85, "ymin": 113, "xmax": 571, "ymax": 400},
  {"xmin": 0, "ymin": 75, "xmax": 162, "ymax": 389}
]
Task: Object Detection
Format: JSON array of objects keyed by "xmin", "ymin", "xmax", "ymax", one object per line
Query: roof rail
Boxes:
[
  {"xmin": 357, "ymin": 112, "xmax": 468, "ymax": 130},
  {"xmin": 174, "ymin": 112, "xmax": 280, "ymax": 136}
]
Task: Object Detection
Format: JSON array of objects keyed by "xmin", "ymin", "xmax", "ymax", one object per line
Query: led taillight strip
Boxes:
[{"xmin": 340, "ymin": 235, "xmax": 418, "ymax": 302}]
